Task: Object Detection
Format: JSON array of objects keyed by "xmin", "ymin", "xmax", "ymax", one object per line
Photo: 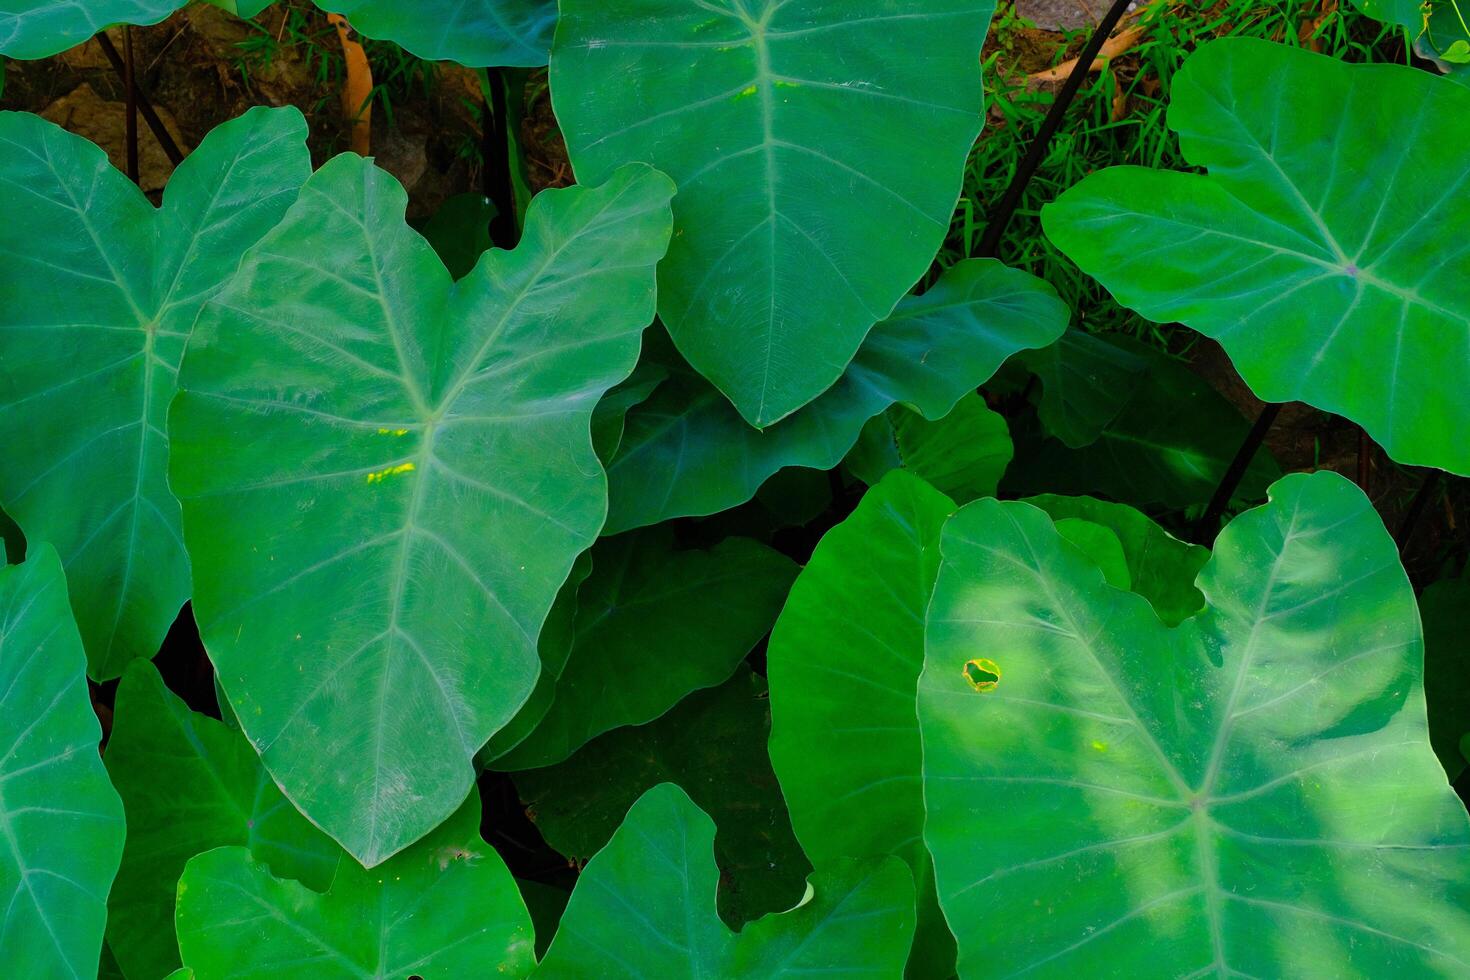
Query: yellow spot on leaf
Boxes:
[
  {"xmin": 366, "ymin": 462, "xmax": 416, "ymax": 483},
  {"xmin": 736, "ymin": 84, "xmax": 758, "ymax": 98},
  {"xmin": 963, "ymin": 658, "xmax": 1000, "ymax": 692},
  {"xmin": 377, "ymin": 428, "xmax": 409, "ymax": 436},
  {"xmin": 1091, "ymin": 741, "xmax": 1107, "ymax": 752}
]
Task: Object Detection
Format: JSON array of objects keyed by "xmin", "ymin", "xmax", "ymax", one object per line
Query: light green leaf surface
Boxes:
[
  {"xmin": 0, "ymin": 0, "xmax": 181, "ymax": 59},
  {"xmin": 1003, "ymin": 341, "xmax": 1279, "ymax": 509},
  {"xmin": 0, "ymin": 107, "xmax": 310, "ymax": 679},
  {"xmin": 606, "ymin": 258, "xmax": 1067, "ymax": 532},
  {"xmin": 535, "ymin": 783, "xmax": 916, "ymax": 978},
  {"xmin": 1421, "ymin": 574, "xmax": 1470, "ymax": 780},
  {"xmin": 552, "ymin": 0, "xmax": 996, "ymax": 424},
  {"xmin": 493, "ymin": 528, "xmax": 796, "ymax": 770},
  {"xmin": 105, "ymin": 660, "xmax": 338, "ymax": 980},
  {"xmin": 1023, "ymin": 493, "xmax": 1209, "ymax": 625},
  {"xmin": 170, "ymin": 158, "xmax": 674, "ymax": 866},
  {"xmin": 176, "ymin": 795, "xmax": 535, "ymax": 980},
  {"xmin": 0, "ymin": 545, "xmax": 125, "ymax": 978},
  {"xmin": 767, "ymin": 471, "xmax": 957, "ymax": 975},
  {"xmin": 921, "ymin": 470, "xmax": 1470, "ymax": 976},
  {"xmin": 516, "ymin": 668, "xmax": 809, "ymax": 926},
  {"xmin": 1044, "ymin": 38, "xmax": 1470, "ymax": 475},
  {"xmin": 320, "ymin": 0, "xmax": 556, "ymax": 67},
  {"xmin": 846, "ymin": 393, "xmax": 1011, "ymax": 504}
]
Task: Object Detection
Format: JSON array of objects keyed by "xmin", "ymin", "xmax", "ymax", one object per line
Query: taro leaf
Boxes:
[
  {"xmin": 920, "ymin": 470, "xmax": 1470, "ymax": 976},
  {"xmin": 175, "ymin": 794, "xmax": 536, "ymax": 979},
  {"xmin": 1023, "ymin": 493, "xmax": 1209, "ymax": 625},
  {"xmin": 0, "ymin": 0, "xmax": 181, "ymax": 58},
  {"xmin": 606, "ymin": 258, "xmax": 1068, "ymax": 532},
  {"xmin": 1053, "ymin": 518, "xmax": 1130, "ymax": 589},
  {"xmin": 477, "ymin": 551, "xmax": 593, "ymax": 763},
  {"xmin": 515, "ymin": 667, "xmax": 810, "ymax": 926},
  {"xmin": 414, "ymin": 191, "xmax": 495, "ymax": 280},
  {"xmin": 105, "ymin": 660, "xmax": 338, "ymax": 980},
  {"xmin": 0, "ymin": 545, "xmax": 125, "ymax": 977},
  {"xmin": 1044, "ymin": 38, "xmax": 1470, "ymax": 476},
  {"xmin": 169, "ymin": 158, "xmax": 674, "ymax": 866},
  {"xmin": 535, "ymin": 783, "xmax": 915, "ymax": 978},
  {"xmin": 316, "ymin": 0, "xmax": 557, "ymax": 67},
  {"xmin": 766, "ymin": 471, "xmax": 957, "ymax": 976},
  {"xmin": 1421, "ymin": 574, "xmax": 1470, "ymax": 780},
  {"xmin": 492, "ymin": 528, "xmax": 796, "ymax": 770},
  {"xmin": 1002, "ymin": 341, "xmax": 1280, "ymax": 509},
  {"xmin": 0, "ymin": 107, "xmax": 310, "ymax": 680},
  {"xmin": 1017, "ymin": 328, "xmax": 1147, "ymax": 448},
  {"xmin": 590, "ymin": 360, "xmax": 667, "ymax": 463},
  {"xmin": 1347, "ymin": 0, "xmax": 1427, "ymax": 30},
  {"xmin": 845, "ymin": 393, "xmax": 1011, "ymax": 504},
  {"xmin": 551, "ymin": 0, "xmax": 996, "ymax": 425}
]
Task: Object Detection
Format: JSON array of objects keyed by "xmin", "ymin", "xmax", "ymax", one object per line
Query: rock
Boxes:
[
  {"xmin": 40, "ymin": 83, "xmax": 189, "ymax": 194},
  {"xmin": 1016, "ymin": 0, "xmax": 1116, "ymax": 30}
]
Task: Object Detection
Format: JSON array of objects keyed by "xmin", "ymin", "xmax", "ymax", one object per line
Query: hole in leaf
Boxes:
[{"xmin": 963, "ymin": 658, "xmax": 1000, "ymax": 692}]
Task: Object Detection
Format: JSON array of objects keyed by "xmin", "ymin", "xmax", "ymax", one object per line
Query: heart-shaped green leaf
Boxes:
[
  {"xmin": 921, "ymin": 470, "xmax": 1470, "ymax": 976},
  {"xmin": 322, "ymin": 0, "xmax": 556, "ymax": 67},
  {"xmin": 105, "ymin": 660, "xmax": 338, "ymax": 980},
  {"xmin": 767, "ymin": 470, "xmax": 957, "ymax": 975},
  {"xmin": 551, "ymin": 0, "xmax": 996, "ymax": 424},
  {"xmin": 606, "ymin": 259, "xmax": 1067, "ymax": 532},
  {"xmin": 845, "ymin": 393, "xmax": 1012, "ymax": 504},
  {"xmin": 1044, "ymin": 38, "xmax": 1470, "ymax": 475},
  {"xmin": 492, "ymin": 528, "xmax": 796, "ymax": 770},
  {"xmin": 0, "ymin": 107, "xmax": 310, "ymax": 679},
  {"xmin": 535, "ymin": 782, "xmax": 915, "ymax": 978},
  {"xmin": 1, "ymin": 545, "xmax": 125, "ymax": 977},
  {"xmin": 1003, "ymin": 339, "xmax": 1280, "ymax": 509},
  {"xmin": 1022, "ymin": 494, "xmax": 1209, "ymax": 625},
  {"xmin": 516, "ymin": 668, "xmax": 809, "ymax": 926},
  {"xmin": 0, "ymin": 1, "xmax": 180, "ymax": 58},
  {"xmin": 170, "ymin": 157, "xmax": 674, "ymax": 866},
  {"xmin": 176, "ymin": 794, "xmax": 535, "ymax": 979}
]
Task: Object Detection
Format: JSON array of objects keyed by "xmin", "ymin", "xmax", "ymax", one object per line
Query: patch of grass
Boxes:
[{"xmin": 949, "ymin": 0, "xmax": 1404, "ymax": 347}]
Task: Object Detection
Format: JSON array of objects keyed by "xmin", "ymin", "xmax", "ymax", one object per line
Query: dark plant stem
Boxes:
[
  {"xmin": 482, "ymin": 68, "xmax": 519, "ymax": 249},
  {"xmin": 1194, "ymin": 402, "xmax": 1281, "ymax": 545},
  {"xmin": 977, "ymin": 0, "xmax": 1132, "ymax": 257},
  {"xmin": 123, "ymin": 26, "xmax": 139, "ymax": 184},
  {"xmin": 1397, "ymin": 470, "xmax": 1441, "ymax": 555},
  {"xmin": 96, "ymin": 31, "xmax": 185, "ymax": 167}
]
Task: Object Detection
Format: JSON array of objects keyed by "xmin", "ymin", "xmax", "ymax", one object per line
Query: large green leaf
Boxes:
[
  {"xmin": 169, "ymin": 158, "xmax": 674, "ymax": 866},
  {"xmin": 105, "ymin": 661, "xmax": 338, "ymax": 980},
  {"xmin": 1421, "ymin": 573, "xmax": 1470, "ymax": 780},
  {"xmin": 535, "ymin": 783, "xmax": 916, "ymax": 978},
  {"xmin": 0, "ymin": 545, "xmax": 125, "ymax": 977},
  {"xmin": 606, "ymin": 259, "xmax": 1067, "ymax": 532},
  {"xmin": 0, "ymin": 0, "xmax": 180, "ymax": 58},
  {"xmin": 1347, "ymin": 0, "xmax": 1427, "ymax": 30},
  {"xmin": 551, "ymin": 0, "xmax": 996, "ymax": 425},
  {"xmin": 321, "ymin": 0, "xmax": 557, "ymax": 67},
  {"xmin": 175, "ymin": 794, "xmax": 535, "ymax": 979},
  {"xmin": 1022, "ymin": 494, "xmax": 1209, "ymax": 625},
  {"xmin": 845, "ymin": 393, "xmax": 1012, "ymax": 504},
  {"xmin": 1044, "ymin": 38, "xmax": 1470, "ymax": 476},
  {"xmin": 515, "ymin": 668, "xmax": 809, "ymax": 926},
  {"xmin": 767, "ymin": 471, "xmax": 957, "ymax": 975},
  {"xmin": 492, "ymin": 528, "xmax": 796, "ymax": 770},
  {"xmin": 1018, "ymin": 329, "xmax": 1147, "ymax": 448},
  {"xmin": 1003, "ymin": 340, "xmax": 1280, "ymax": 510},
  {"xmin": 920, "ymin": 470, "xmax": 1470, "ymax": 976},
  {"xmin": 0, "ymin": 107, "xmax": 310, "ymax": 679}
]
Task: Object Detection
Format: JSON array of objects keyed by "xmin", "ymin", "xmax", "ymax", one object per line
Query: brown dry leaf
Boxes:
[
  {"xmin": 1107, "ymin": 67, "xmax": 1128, "ymax": 121},
  {"xmin": 1026, "ymin": 21, "xmax": 1148, "ymax": 86},
  {"xmin": 328, "ymin": 12, "xmax": 373, "ymax": 155},
  {"xmin": 1298, "ymin": 0, "xmax": 1339, "ymax": 52}
]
